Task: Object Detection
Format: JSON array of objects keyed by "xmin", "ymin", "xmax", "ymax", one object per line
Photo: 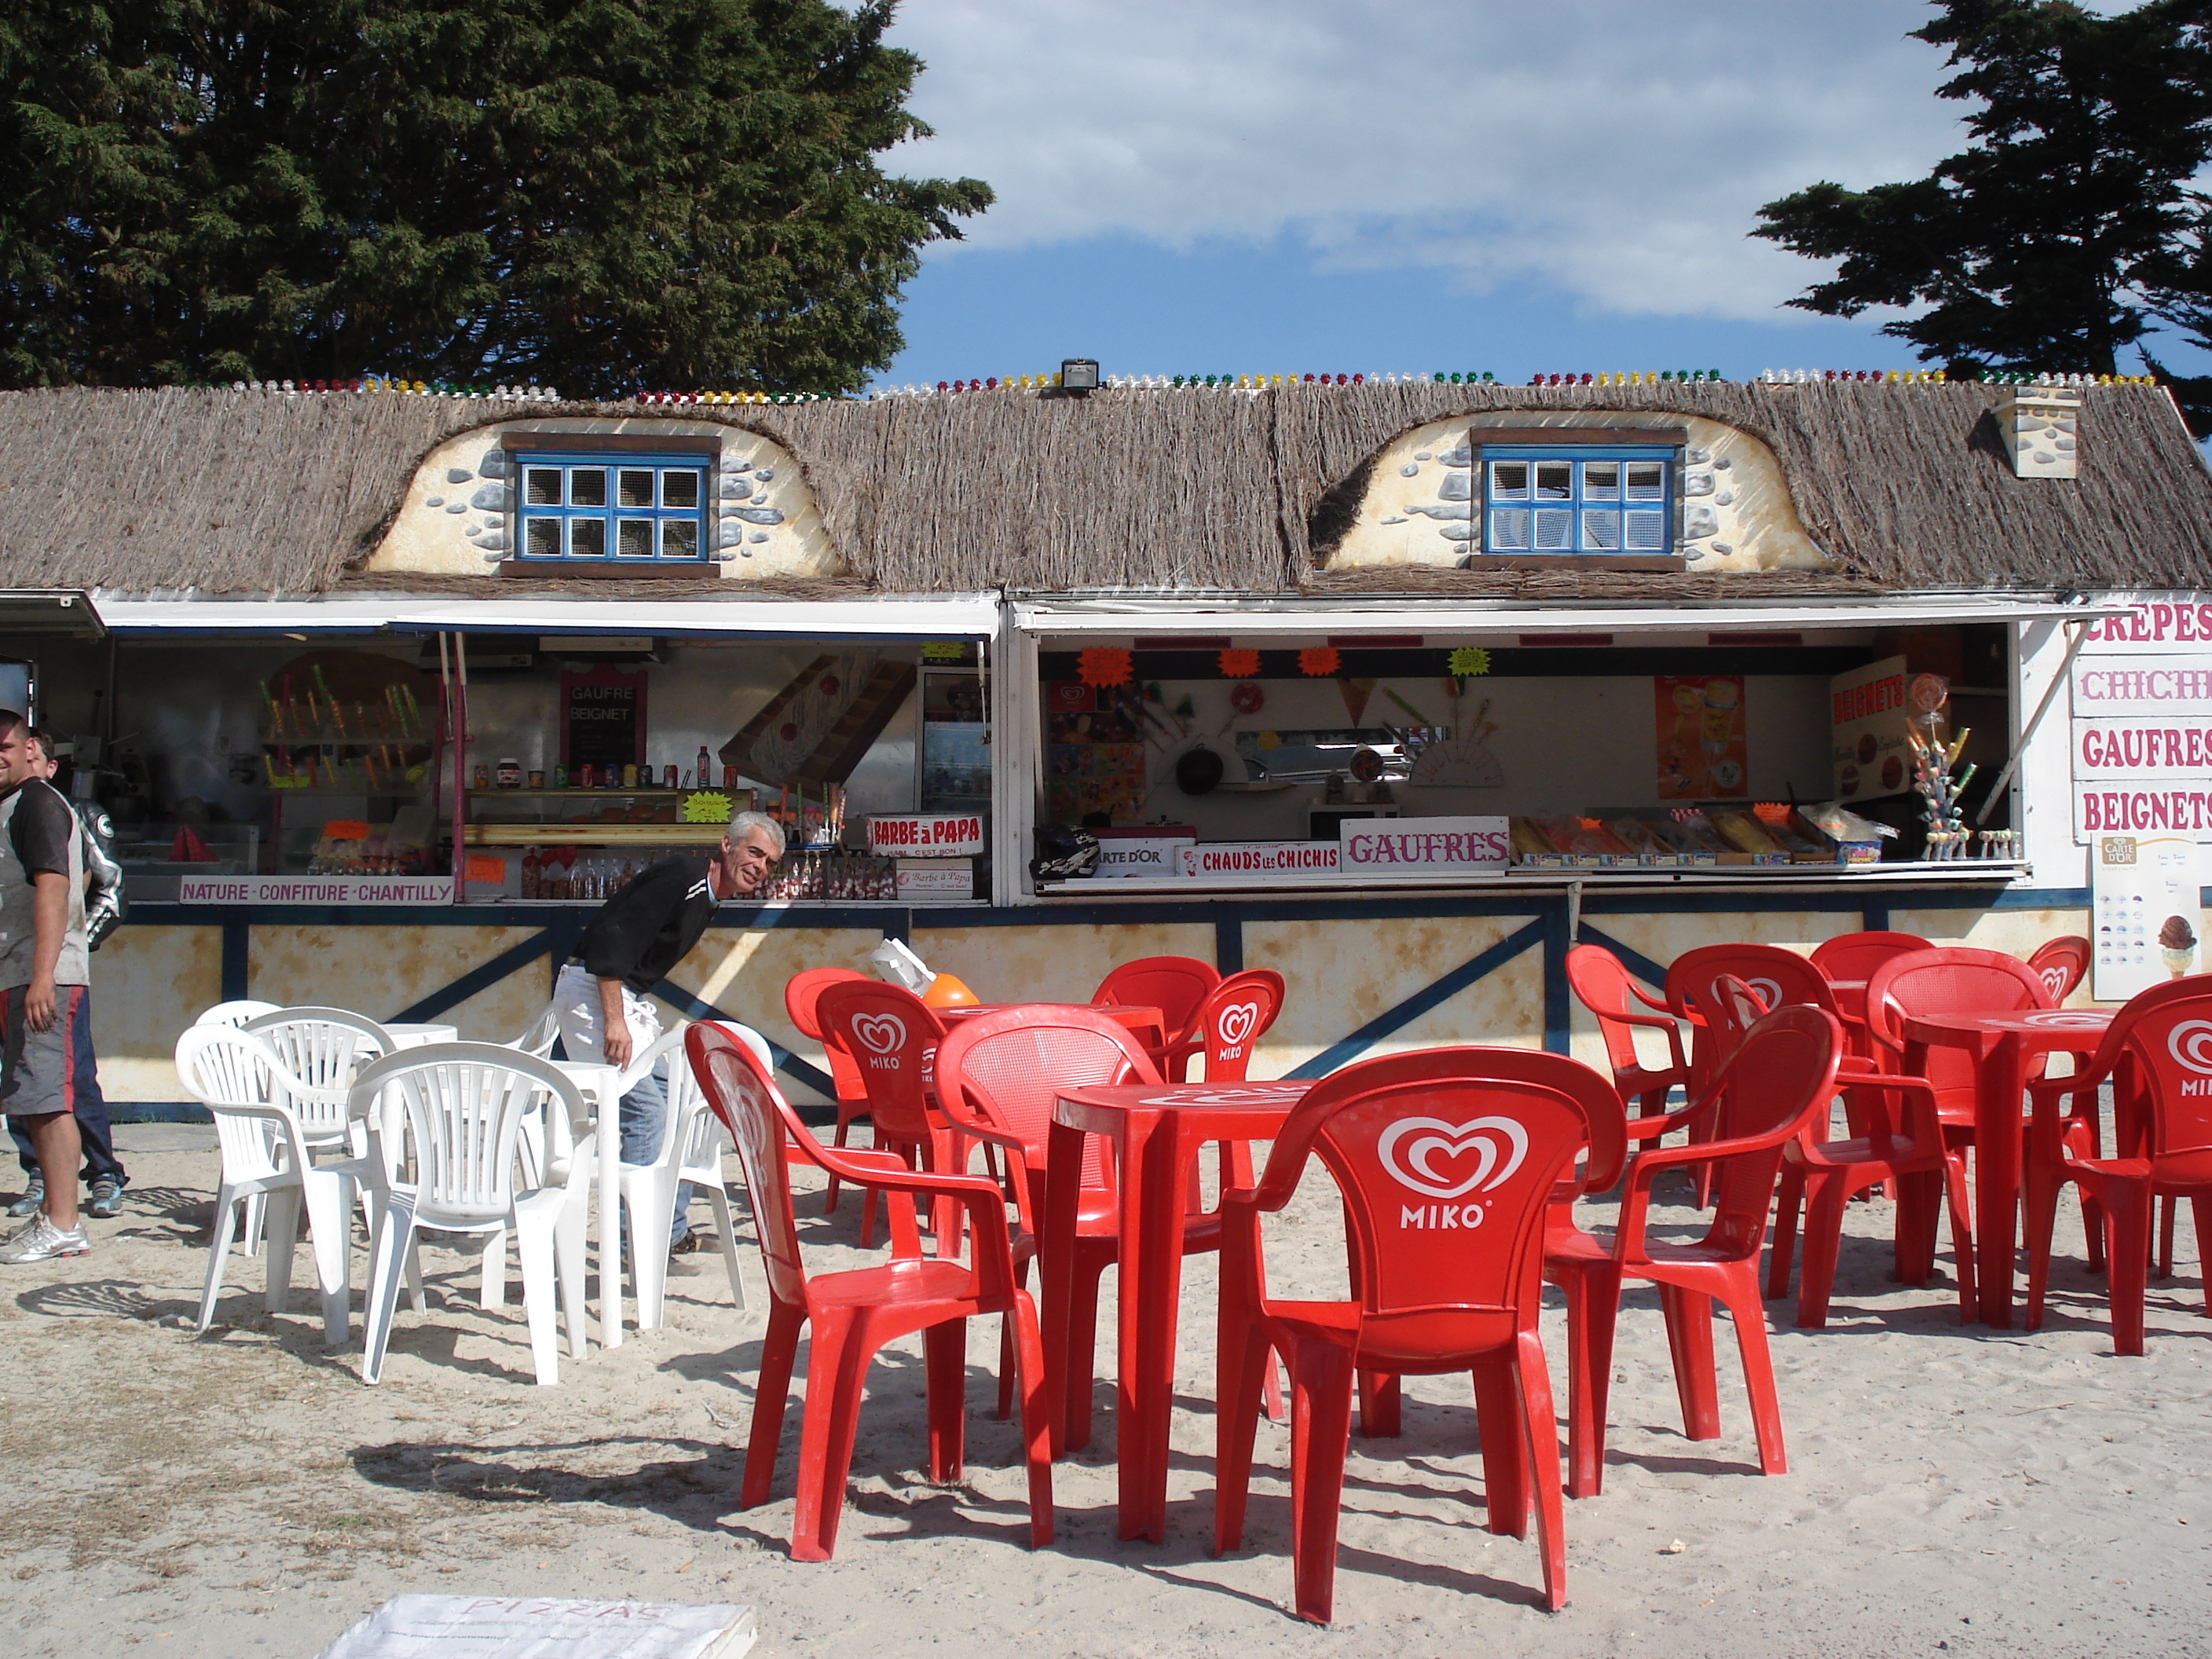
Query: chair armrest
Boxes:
[{"xmin": 1627, "ymin": 980, "xmax": 1674, "ymax": 1014}]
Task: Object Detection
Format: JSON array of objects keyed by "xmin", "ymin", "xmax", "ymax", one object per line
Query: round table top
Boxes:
[
  {"xmin": 1056, "ymin": 1079, "xmax": 1313, "ymax": 1115},
  {"xmin": 1903, "ymin": 1005, "xmax": 2114, "ymax": 1044},
  {"xmin": 383, "ymin": 1022, "xmax": 458, "ymax": 1046},
  {"xmin": 939, "ymin": 1002, "xmax": 1163, "ymax": 1029}
]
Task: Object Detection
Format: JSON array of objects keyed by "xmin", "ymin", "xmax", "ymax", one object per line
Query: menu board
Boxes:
[
  {"xmin": 1045, "ymin": 680, "xmax": 1146, "ymax": 822},
  {"xmin": 562, "ymin": 664, "xmax": 646, "ymax": 771},
  {"xmin": 1655, "ymin": 675, "xmax": 1747, "ymax": 799},
  {"xmin": 2068, "ymin": 596, "xmax": 2212, "ymax": 844},
  {"xmin": 2092, "ymin": 832, "xmax": 2202, "ymax": 1000}
]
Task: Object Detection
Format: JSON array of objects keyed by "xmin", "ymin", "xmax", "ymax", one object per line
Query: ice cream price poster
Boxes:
[
  {"xmin": 2091, "ymin": 832, "xmax": 2203, "ymax": 1001},
  {"xmin": 1654, "ymin": 675, "xmax": 1747, "ymax": 800}
]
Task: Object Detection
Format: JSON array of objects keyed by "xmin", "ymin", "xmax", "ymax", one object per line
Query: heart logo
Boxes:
[
  {"xmin": 1376, "ymin": 1115, "xmax": 1529, "ymax": 1201},
  {"xmin": 851, "ymin": 1013, "xmax": 906, "ymax": 1057},
  {"xmin": 2168, "ymin": 1018, "xmax": 2212, "ymax": 1075},
  {"xmin": 1745, "ymin": 976, "xmax": 1784, "ymax": 1011},
  {"xmin": 1137, "ymin": 1084, "xmax": 1307, "ymax": 1108},
  {"xmin": 2040, "ymin": 966, "xmax": 2069, "ymax": 997},
  {"xmin": 1217, "ymin": 1001, "xmax": 1260, "ymax": 1049}
]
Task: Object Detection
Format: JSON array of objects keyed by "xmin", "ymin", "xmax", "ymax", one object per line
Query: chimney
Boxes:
[{"xmin": 1993, "ymin": 381, "xmax": 2079, "ymax": 478}]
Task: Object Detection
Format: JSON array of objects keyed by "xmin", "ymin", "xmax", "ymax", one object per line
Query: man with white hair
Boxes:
[{"xmin": 555, "ymin": 811, "xmax": 783, "ymax": 1251}]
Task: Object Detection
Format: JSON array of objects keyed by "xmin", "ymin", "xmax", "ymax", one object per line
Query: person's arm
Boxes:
[
  {"xmin": 11, "ymin": 785, "xmax": 77, "ymax": 1031},
  {"xmin": 577, "ymin": 860, "xmax": 686, "ymax": 1068},
  {"xmin": 598, "ymin": 975, "xmax": 634, "ymax": 1069},
  {"xmin": 24, "ymin": 870, "xmax": 64, "ymax": 1031}
]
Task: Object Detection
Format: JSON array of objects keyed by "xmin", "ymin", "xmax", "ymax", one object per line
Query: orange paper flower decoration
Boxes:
[
  {"xmin": 1298, "ymin": 646, "xmax": 1341, "ymax": 677},
  {"xmin": 1218, "ymin": 648, "xmax": 1262, "ymax": 678},
  {"xmin": 1077, "ymin": 646, "xmax": 1133, "ymax": 687}
]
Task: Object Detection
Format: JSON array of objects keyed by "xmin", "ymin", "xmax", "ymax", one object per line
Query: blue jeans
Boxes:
[
  {"xmin": 10, "ymin": 989, "xmax": 124, "ymax": 1188},
  {"xmin": 614, "ymin": 1065, "xmax": 694, "ymax": 1246}
]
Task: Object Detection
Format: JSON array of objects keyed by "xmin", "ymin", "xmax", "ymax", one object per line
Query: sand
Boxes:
[{"xmin": 1, "ymin": 1121, "xmax": 2208, "ymax": 1659}]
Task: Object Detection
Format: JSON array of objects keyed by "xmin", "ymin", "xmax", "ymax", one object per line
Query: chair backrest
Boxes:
[
  {"xmin": 195, "ymin": 999, "xmax": 283, "ymax": 1027},
  {"xmin": 933, "ymin": 1005, "xmax": 1162, "ymax": 1194},
  {"xmin": 1192, "ymin": 969, "xmax": 1286, "ymax": 1082},
  {"xmin": 174, "ymin": 1024, "xmax": 300, "ymax": 1179},
  {"xmin": 507, "ymin": 1002, "xmax": 562, "ymax": 1060},
  {"xmin": 243, "ymin": 1006, "xmax": 392, "ymax": 1138},
  {"xmin": 687, "ymin": 1022, "xmax": 808, "ymax": 1307},
  {"xmin": 2047, "ymin": 976, "xmax": 2212, "ymax": 1164},
  {"xmin": 785, "ymin": 967, "xmax": 870, "ymax": 1104},
  {"xmin": 1666, "ymin": 944, "xmax": 1833, "ymax": 1082},
  {"xmin": 1249, "ymin": 1060, "xmax": 1591, "ymax": 1351},
  {"xmin": 814, "ymin": 979, "xmax": 948, "ymax": 1142},
  {"xmin": 1863, "ymin": 947, "xmax": 2053, "ymax": 1097},
  {"xmin": 1093, "ymin": 956, "xmax": 1221, "ymax": 1046},
  {"xmin": 1694, "ymin": 1005, "xmax": 1845, "ymax": 1258},
  {"xmin": 347, "ymin": 1042, "xmax": 581, "ymax": 1226},
  {"xmin": 2027, "ymin": 935, "xmax": 2092, "ymax": 1003},
  {"xmin": 657, "ymin": 1020, "xmax": 771, "ymax": 1170},
  {"xmin": 1565, "ymin": 944, "xmax": 1669, "ymax": 1079},
  {"xmin": 1809, "ymin": 929, "xmax": 1935, "ymax": 983}
]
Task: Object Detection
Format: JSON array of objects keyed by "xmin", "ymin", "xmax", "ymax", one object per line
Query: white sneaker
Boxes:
[{"xmin": 0, "ymin": 1214, "xmax": 89, "ymax": 1262}]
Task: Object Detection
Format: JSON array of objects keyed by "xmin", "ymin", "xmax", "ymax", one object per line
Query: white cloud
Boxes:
[{"xmin": 885, "ymin": 0, "xmax": 1968, "ymax": 321}]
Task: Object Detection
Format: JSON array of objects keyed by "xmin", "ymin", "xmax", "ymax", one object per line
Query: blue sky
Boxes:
[{"xmin": 873, "ymin": 0, "xmax": 2196, "ymax": 388}]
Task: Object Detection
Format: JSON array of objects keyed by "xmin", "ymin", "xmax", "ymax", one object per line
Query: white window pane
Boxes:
[
  {"xmin": 618, "ymin": 469, "xmax": 655, "ymax": 507},
  {"xmin": 525, "ymin": 518, "xmax": 560, "ymax": 557},
  {"xmin": 1624, "ymin": 511, "xmax": 1667, "ymax": 551},
  {"xmin": 1533, "ymin": 507, "xmax": 1573, "ymax": 550},
  {"xmin": 1489, "ymin": 461, "xmax": 1529, "ymax": 500},
  {"xmin": 569, "ymin": 518, "xmax": 606, "ymax": 557},
  {"xmin": 617, "ymin": 519, "xmax": 654, "ymax": 557},
  {"xmin": 1581, "ymin": 511, "xmax": 1621, "ymax": 550},
  {"xmin": 1489, "ymin": 507, "xmax": 1531, "ymax": 548},
  {"xmin": 525, "ymin": 468, "xmax": 562, "ymax": 507},
  {"xmin": 569, "ymin": 468, "xmax": 608, "ymax": 507},
  {"xmin": 1582, "ymin": 461, "xmax": 1619, "ymax": 500},
  {"xmin": 661, "ymin": 470, "xmax": 700, "ymax": 509},
  {"xmin": 1624, "ymin": 462, "xmax": 1664, "ymax": 502},
  {"xmin": 662, "ymin": 519, "xmax": 699, "ymax": 558},
  {"xmin": 1536, "ymin": 461, "xmax": 1573, "ymax": 500}
]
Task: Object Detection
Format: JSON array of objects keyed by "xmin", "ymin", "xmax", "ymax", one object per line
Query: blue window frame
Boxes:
[
  {"xmin": 1480, "ymin": 445, "xmax": 1673, "ymax": 556},
  {"xmin": 515, "ymin": 451, "xmax": 709, "ymax": 562}
]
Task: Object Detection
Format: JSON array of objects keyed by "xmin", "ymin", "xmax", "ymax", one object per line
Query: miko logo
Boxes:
[
  {"xmin": 1743, "ymin": 976, "xmax": 1785, "ymax": 1012},
  {"xmin": 2167, "ymin": 1019, "xmax": 2212, "ymax": 1094},
  {"xmin": 1379, "ymin": 1113, "xmax": 1529, "ymax": 1229},
  {"xmin": 1214, "ymin": 1000, "xmax": 1261, "ymax": 1058},
  {"xmin": 851, "ymin": 1013, "xmax": 907, "ymax": 1071}
]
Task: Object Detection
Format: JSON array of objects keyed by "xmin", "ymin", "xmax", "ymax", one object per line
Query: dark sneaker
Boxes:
[
  {"xmin": 0, "ymin": 1214, "xmax": 90, "ymax": 1262},
  {"xmin": 7, "ymin": 1179, "xmax": 43, "ymax": 1219},
  {"xmin": 669, "ymin": 1231, "xmax": 707, "ymax": 1255},
  {"xmin": 86, "ymin": 1179, "xmax": 123, "ymax": 1220}
]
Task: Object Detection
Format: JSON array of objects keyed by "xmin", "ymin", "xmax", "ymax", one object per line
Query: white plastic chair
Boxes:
[
  {"xmin": 243, "ymin": 1006, "xmax": 392, "ymax": 1154},
  {"xmin": 196, "ymin": 1000, "xmax": 283, "ymax": 1027},
  {"xmin": 351, "ymin": 1042, "xmax": 591, "ymax": 1386},
  {"xmin": 614, "ymin": 1023, "xmax": 755, "ymax": 1329},
  {"xmin": 506, "ymin": 1002, "xmax": 562, "ymax": 1060},
  {"xmin": 175, "ymin": 1026, "xmax": 368, "ymax": 1346}
]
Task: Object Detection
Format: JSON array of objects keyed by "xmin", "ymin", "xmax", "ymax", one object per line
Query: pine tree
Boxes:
[{"xmin": 0, "ymin": 0, "xmax": 988, "ymax": 395}]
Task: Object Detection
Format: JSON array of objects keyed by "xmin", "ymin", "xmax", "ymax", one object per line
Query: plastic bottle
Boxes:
[{"xmin": 696, "ymin": 745, "xmax": 712, "ymax": 787}]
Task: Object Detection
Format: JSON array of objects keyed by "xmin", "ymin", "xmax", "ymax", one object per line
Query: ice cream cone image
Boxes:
[{"xmin": 2159, "ymin": 914, "xmax": 2196, "ymax": 978}]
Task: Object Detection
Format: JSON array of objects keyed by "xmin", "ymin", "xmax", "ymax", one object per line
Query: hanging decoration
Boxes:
[
  {"xmin": 1298, "ymin": 646, "xmax": 1340, "ymax": 678},
  {"xmin": 1218, "ymin": 648, "xmax": 1262, "ymax": 678},
  {"xmin": 1229, "ymin": 682, "xmax": 1266, "ymax": 715},
  {"xmin": 1448, "ymin": 646, "xmax": 1492, "ymax": 679},
  {"xmin": 1078, "ymin": 646, "xmax": 1134, "ymax": 688}
]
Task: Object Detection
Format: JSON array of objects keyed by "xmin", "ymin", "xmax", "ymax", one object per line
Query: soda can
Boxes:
[
  {"xmin": 622, "ymin": 764, "xmax": 639, "ymax": 789},
  {"xmin": 577, "ymin": 762, "xmax": 595, "ymax": 789},
  {"xmin": 722, "ymin": 764, "xmax": 738, "ymax": 790},
  {"xmin": 552, "ymin": 764, "xmax": 568, "ymax": 789},
  {"xmin": 528, "ymin": 769, "xmax": 545, "ymax": 789},
  {"xmin": 664, "ymin": 764, "xmax": 678, "ymax": 789},
  {"xmin": 472, "ymin": 764, "xmax": 489, "ymax": 789}
]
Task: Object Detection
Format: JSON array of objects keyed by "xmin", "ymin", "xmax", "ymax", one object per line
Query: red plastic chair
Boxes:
[
  {"xmin": 1188, "ymin": 969, "xmax": 1286, "ymax": 1082},
  {"xmin": 1213, "ymin": 1052, "xmax": 1595, "ymax": 1620},
  {"xmin": 785, "ymin": 967, "xmax": 870, "ymax": 1214},
  {"xmin": 684, "ymin": 1022, "xmax": 1053, "ymax": 1561},
  {"xmin": 1566, "ymin": 943, "xmax": 1695, "ymax": 1148},
  {"xmin": 814, "ymin": 980, "xmax": 952, "ymax": 1250},
  {"xmin": 1665, "ymin": 944, "xmax": 1838, "ymax": 1200},
  {"xmin": 1862, "ymin": 947, "xmax": 2057, "ymax": 1148},
  {"xmin": 2024, "ymin": 976, "xmax": 2212, "ymax": 1354},
  {"xmin": 1093, "ymin": 955, "xmax": 1221, "ymax": 1081},
  {"xmin": 1545, "ymin": 1004, "xmax": 1844, "ymax": 1481},
  {"xmin": 2027, "ymin": 935, "xmax": 2092, "ymax": 1003},
  {"xmin": 1808, "ymin": 929, "xmax": 1935, "ymax": 983}
]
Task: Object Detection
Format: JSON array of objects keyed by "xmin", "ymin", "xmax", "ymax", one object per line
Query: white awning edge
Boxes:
[{"xmin": 88, "ymin": 593, "xmax": 1002, "ymax": 639}]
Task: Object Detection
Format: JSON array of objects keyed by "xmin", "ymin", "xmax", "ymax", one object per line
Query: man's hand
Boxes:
[
  {"xmin": 22, "ymin": 974, "xmax": 54, "ymax": 1034},
  {"xmin": 597, "ymin": 977, "xmax": 634, "ymax": 1070},
  {"xmin": 27, "ymin": 871, "xmax": 64, "ymax": 1032}
]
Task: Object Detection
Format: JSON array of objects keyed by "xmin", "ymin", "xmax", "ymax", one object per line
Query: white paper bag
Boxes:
[{"xmin": 317, "ymin": 1595, "xmax": 756, "ymax": 1659}]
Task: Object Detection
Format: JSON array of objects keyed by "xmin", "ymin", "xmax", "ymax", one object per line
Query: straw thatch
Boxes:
[{"xmin": 1, "ymin": 379, "xmax": 2207, "ymax": 600}]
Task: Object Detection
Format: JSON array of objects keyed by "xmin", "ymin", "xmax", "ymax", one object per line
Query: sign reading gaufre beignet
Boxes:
[{"xmin": 1339, "ymin": 816, "xmax": 1509, "ymax": 871}]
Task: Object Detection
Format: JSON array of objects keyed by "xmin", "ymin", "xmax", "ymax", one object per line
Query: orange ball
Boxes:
[{"xmin": 922, "ymin": 972, "xmax": 980, "ymax": 1009}]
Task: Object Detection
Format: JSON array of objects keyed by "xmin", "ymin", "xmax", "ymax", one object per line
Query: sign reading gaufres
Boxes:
[
  {"xmin": 178, "ymin": 877, "xmax": 452, "ymax": 904},
  {"xmin": 2071, "ymin": 595, "xmax": 2212, "ymax": 843}
]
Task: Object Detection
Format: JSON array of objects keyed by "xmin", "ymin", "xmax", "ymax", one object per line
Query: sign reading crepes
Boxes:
[
  {"xmin": 1339, "ymin": 816, "xmax": 1509, "ymax": 872},
  {"xmin": 178, "ymin": 877, "xmax": 452, "ymax": 905},
  {"xmin": 866, "ymin": 813, "xmax": 985, "ymax": 858},
  {"xmin": 2071, "ymin": 595, "xmax": 2212, "ymax": 843}
]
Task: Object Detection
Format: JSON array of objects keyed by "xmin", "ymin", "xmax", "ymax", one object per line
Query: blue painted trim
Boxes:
[
  {"xmin": 220, "ymin": 921, "xmax": 248, "ymax": 1000},
  {"xmin": 1214, "ymin": 915, "xmax": 1243, "ymax": 976},
  {"xmin": 1286, "ymin": 917, "xmax": 1548, "ymax": 1079},
  {"xmin": 1577, "ymin": 922, "xmax": 1668, "ymax": 993},
  {"xmin": 390, "ymin": 928, "xmax": 564, "ymax": 1024},
  {"xmin": 1543, "ymin": 899, "xmax": 1572, "ymax": 1053},
  {"xmin": 110, "ymin": 1103, "xmax": 212, "ymax": 1125},
  {"xmin": 1861, "ymin": 902, "xmax": 1891, "ymax": 932}
]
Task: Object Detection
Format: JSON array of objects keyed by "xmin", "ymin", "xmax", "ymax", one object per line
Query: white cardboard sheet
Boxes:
[{"xmin": 316, "ymin": 1595, "xmax": 756, "ymax": 1659}]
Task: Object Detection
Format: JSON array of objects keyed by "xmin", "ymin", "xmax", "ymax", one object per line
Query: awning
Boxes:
[
  {"xmin": 0, "ymin": 590, "xmax": 104, "ymax": 638},
  {"xmin": 1012, "ymin": 594, "xmax": 2131, "ymax": 637},
  {"xmin": 90, "ymin": 593, "xmax": 1002, "ymax": 639}
]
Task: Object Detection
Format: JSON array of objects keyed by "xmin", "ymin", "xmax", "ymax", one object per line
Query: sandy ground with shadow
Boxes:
[{"xmin": 0, "ymin": 1121, "xmax": 2207, "ymax": 1657}]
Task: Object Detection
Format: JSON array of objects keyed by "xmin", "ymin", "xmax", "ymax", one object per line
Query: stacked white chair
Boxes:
[
  {"xmin": 242, "ymin": 1006, "xmax": 392, "ymax": 1157},
  {"xmin": 194, "ymin": 1000, "xmax": 282, "ymax": 1027},
  {"xmin": 175, "ymin": 1026, "xmax": 368, "ymax": 1345},
  {"xmin": 613, "ymin": 1022, "xmax": 759, "ymax": 1328},
  {"xmin": 351, "ymin": 1042, "xmax": 591, "ymax": 1386}
]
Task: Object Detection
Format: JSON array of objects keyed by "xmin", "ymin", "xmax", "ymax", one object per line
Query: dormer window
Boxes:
[
  {"xmin": 1482, "ymin": 445, "xmax": 1673, "ymax": 556},
  {"xmin": 515, "ymin": 450, "xmax": 710, "ymax": 562}
]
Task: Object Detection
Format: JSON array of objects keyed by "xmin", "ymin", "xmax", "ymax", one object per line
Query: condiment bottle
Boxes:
[{"xmin": 696, "ymin": 746, "xmax": 712, "ymax": 787}]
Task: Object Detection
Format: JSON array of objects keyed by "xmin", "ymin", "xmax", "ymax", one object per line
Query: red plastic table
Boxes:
[
  {"xmin": 1900, "ymin": 1005, "xmax": 2114, "ymax": 1326},
  {"xmin": 1044, "ymin": 1078, "xmax": 1314, "ymax": 1542},
  {"xmin": 939, "ymin": 1002, "xmax": 1164, "ymax": 1046}
]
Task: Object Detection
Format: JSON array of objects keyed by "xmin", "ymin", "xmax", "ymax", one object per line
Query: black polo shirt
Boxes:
[{"xmin": 575, "ymin": 855, "xmax": 720, "ymax": 994}]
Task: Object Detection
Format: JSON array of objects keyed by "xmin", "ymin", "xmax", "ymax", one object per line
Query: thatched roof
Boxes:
[{"xmin": 0, "ymin": 379, "xmax": 2206, "ymax": 599}]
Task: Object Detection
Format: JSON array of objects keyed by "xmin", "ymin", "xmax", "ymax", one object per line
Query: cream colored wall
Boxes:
[
  {"xmin": 1327, "ymin": 410, "xmax": 1835, "ymax": 575},
  {"xmin": 90, "ymin": 926, "xmax": 223, "ymax": 1101},
  {"xmin": 361, "ymin": 416, "xmax": 845, "ymax": 580}
]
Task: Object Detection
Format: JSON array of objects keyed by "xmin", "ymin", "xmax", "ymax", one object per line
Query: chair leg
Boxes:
[
  {"xmin": 2104, "ymin": 1184, "xmax": 2152, "ymax": 1357},
  {"xmin": 1284, "ymin": 1332, "xmax": 1357, "ymax": 1626},
  {"xmin": 924, "ymin": 1317, "xmax": 968, "ymax": 1484},
  {"xmin": 480, "ymin": 1224, "xmax": 508, "ymax": 1311},
  {"xmin": 740, "ymin": 1300, "xmax": 806, "ymax": 1511},
  {"xmin": 262, "ymin": 1185, "xmax": 302, "ymax": 1316},
  {"xmin": 1716, "ymin": 1274, "xmax": 1787, "ymax": 1475},
  {"xmin": 822, "ymin": 1102, "xmax": 859, "ymax": 1215},
  {"xmin": 360, "ymin": 1197, "xmax": 419, "ymax": 1386},
  {"xmin": 2024, "ymin": 1159, "xmax": 2064, "ymax": 1334},
  {"xmin": 2156, "ymin": 1193, "xmax": 2177, "ymax": 1280},
  {"xmin": 1560, "ymin": 1259, "xmax": 1623, "ymax": 1500},
  {"xmin": 1513, "ymin": 1328, "xmax": 1569, "ymax": 1613},
  {"xmin": 2192, "ymin": 1196, "xmax": 2212, "ymax": 1317},
  {"xmin": 1941, "ymin": 1153, "xmax": 1977, "ymax": 1324},
  {"xmin": 515, "ymin": 1208, "xmax": 562, "ymax": 1387},
  {"xmin": 299, "ymin": 1174, "xmax": 353, "ymax": 1347},
  {"xmin": 998, "ymin": 1257, "xmax": 1028, "ymax": 1422},
  {"xmin": 242, "ymin": 1189, "xmax": 266, "ymax": 1258},
  {"xmin": 789, "ymin": 1306, "xmax": 881, "ymax": 1562},
  {"xmin": 702, "ymin": 1184, "xmax": 747, "ymax": 1313},
  {"xmin": 1212, "ymin": 1312, "xmax": 1273, "ymax": 1555},
  {"xmin": 1794, "ymin": 1174, "xmax": 1849, "ymax": 1329},
  {"xmin": 1471, "ymin": 1360, "xmax": 1529, "ymax": 1540},
  {"xmin": 1767, "ymin": 1163, "xmax": 1804, "ymax": 1300},
  {"xmin": 626, "ymin": 1168, "xmax": 678, "ymax": 1332},
  {"xmin": 196, "ymin": 1186, "xmax": 242, "ymax": 1333},
  {"xmin": 1357, "ymin": 1371, "xmax": 1401, "ymax": 1438},
  {"xmin": 1657, "ymin": 1282, "xmax": 1721, "ymax": 1442},
  {"xmin": 1005, "ymin": 1287, "xmax": 1056, "ymax": 1548},
  {"xmin": 1062, "ymin": 1254, "xmax": 1108, "ymax": 1453},
  {"xmin": 555, "ymin": 1184, "xmax": 591, "ymax": 1359}
]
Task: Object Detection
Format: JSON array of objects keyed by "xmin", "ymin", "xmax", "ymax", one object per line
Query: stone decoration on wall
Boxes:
[
  {"xmin": 360, "ymin": 416, "xmax": 848, "ymax": 580},
  {"xmin": 1325, "ymin": 410, "xmax": 1836, "ymax": 574}
]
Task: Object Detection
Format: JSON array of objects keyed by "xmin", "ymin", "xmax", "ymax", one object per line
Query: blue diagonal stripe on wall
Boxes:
[
  {"xmin": 390, "ymin": 928, "xmax": 566, "ymax": 1024},
  {"xmin": 1576, "ymin": 922, "xmax": 1669, "ymax": 994},
  {"xmin": 650, "ymin": 981, "xmax": 836, "ymax": 1099},
  {"xmin": 1285, "ymin": 917, "xmax": 1550, "ymax": 1079}
]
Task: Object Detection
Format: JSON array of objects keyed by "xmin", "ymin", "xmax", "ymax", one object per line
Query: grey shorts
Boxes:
[{"xmin": 1, "ymin": 985, "xmax": 88, "ymax": 1118}]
